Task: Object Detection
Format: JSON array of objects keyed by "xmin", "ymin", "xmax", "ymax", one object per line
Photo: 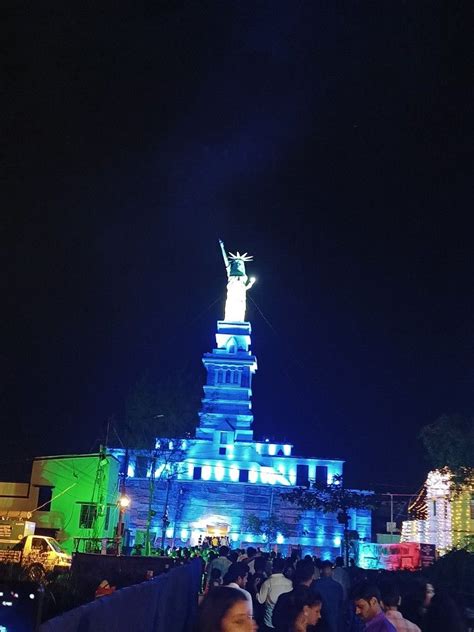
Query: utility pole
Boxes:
[
  {"xmin": 161, "ymin": 476, "xmax": 172, "ymax": 549},
  {"xmin": 389, "ymin": 493, "xmax": 394, "ymax": 535},
  {"xmin": 143, "ymin": 414, "xmax": 164, "ymax": 556},
  {"xmin": 91, "ymin": 445, "xmax": 108, "ymax": 545},
  {"xmin": 144, "ymin": 450, "xmax": 157, "ymax": 556},
  {"xmin": 381, "ymin": 492, "xmax": 415, "ymax": 537}
]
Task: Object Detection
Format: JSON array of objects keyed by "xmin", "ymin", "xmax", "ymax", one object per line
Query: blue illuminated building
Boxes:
[{"xmin": 111, "ymin": 244, "xmax": 371, "ymax": 554}]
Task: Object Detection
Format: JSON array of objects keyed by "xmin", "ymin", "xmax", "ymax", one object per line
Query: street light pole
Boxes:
[{"xmin": 116, "ymin": 494, "xmax": 130, "ymax": 555}]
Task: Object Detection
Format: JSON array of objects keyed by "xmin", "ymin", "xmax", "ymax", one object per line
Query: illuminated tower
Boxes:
[{"xmin": 195, "ymin": 241, "xmax": 257, "ymax": 442}]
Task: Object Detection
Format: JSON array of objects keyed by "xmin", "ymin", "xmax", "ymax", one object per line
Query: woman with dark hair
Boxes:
[
  {"xmin": 197, "ymin": 586, "xmax": 257, "ymax": 632},
  {"xmin": 423, "ymin": 591, "xmax": 466, "ymax": 632},
  {"xmin": 400, "ymin": 577, "xmax": 435, "ymax": 628},
  {"xmin": 286, "ymin": 586, "xmax": 322, "ymax": 632}
]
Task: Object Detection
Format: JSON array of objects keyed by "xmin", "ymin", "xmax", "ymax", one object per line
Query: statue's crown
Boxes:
[{"xmin": 228, "ymin": 251, "xmax": 253, "ymax": 262}]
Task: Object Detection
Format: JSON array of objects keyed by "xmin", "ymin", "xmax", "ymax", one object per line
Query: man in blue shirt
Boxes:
[
  {"xmin": 312, "ymin": 560, "xmax": 343, "ymax": 632},
  {"xmin": 352, "ymin": 583, "xmax": 396, "ymax": 631}
]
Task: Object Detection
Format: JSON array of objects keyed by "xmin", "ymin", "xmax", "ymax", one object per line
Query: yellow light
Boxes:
[{"xmin": 119, "ymin": 495, "xmax": 131, "ymax": 509}]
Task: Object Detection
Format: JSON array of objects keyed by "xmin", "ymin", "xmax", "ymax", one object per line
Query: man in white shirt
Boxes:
[
  {"xmin": 380, "ymin": 583, "xmax": 421, "ymax": 632},
  {"xmin": 225, "ymin": 561, "xmax": 254, "ymax": 617},
  {"xmin": 257, "ymin": 558, "xmax": 292, "ymax": 629}
]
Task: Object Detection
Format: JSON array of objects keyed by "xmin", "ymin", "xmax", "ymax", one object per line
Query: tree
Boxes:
[
  {"xmin": 119, "ymin": 370, "xmax": 199, "ymax": 449},
  {"xmin": 244, "ymin": 513, "xmax": 290, "ymax": 548},
  {"xmin": 114, "ymin": 370, "xmax": 199, "ymax": 555},
  {"xmin": 144, "ymin": 440, "xmax": 188, "ymax": 555},
  {"xmin": 281, "ymin": 475, "xmax": 374, "ymax": 565},
  {"xmin": 419, "ymin": 414, "xmax": 474, "ymax": 486}
]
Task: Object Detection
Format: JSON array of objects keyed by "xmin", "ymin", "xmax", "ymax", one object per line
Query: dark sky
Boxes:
[{"xmin": 3, "ymin": 5, "xmax": 472, "ymax": 491}]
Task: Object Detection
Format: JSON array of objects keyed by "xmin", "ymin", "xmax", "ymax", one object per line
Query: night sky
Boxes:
[{"xmin": 3, "ymin": 5, "xmax": 472, "ymax": 491}]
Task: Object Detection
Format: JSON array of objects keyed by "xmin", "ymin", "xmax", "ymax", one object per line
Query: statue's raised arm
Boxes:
[{"xmin": 219, "ymin": 239, "xmax": 230, "ymax": 278}]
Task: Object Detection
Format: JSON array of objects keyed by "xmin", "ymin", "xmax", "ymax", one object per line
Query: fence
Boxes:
[
  {"xmin": 70, "ymin": 551, "xmax": 178, "ymax": 594},
  {"xmin": 39, "ymin": 558, "xmax": 201, "ymax": 632}
]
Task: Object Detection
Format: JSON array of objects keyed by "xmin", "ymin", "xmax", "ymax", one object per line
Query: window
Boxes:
[
  {"xmin": 104, "ymin": 506, "xmax": 111, "ymax": 531},
  {"xmin": 296, "ymin": 464, "xmax": 309, "ymax": 487},
  {"xmin": 316, "ymin": 466, "xmax": 328, "ymax": 485},
  {"xmin": 135, "ymin": 456, "xmax": 149, "ymax": 478},
  {"xmin": 193, "ymin": 466, "xmax": 202, "ymax": 480},
  {"xmin": 79, "ymin": 504, "xmax": 97, "ymax": 529},
  {"xmin": 31, "ymin": 537, "xmax": 49, "ymax": 553},
  {"xmin": 225, "ymin": 371, "xmax": 231, "ymax": 384},
  {"xmin": 232, "ymin": 371, "xmax": 240, "ymax": 385},
  {"xmin": 219, "ymin": 447, "xmax": 227, "ymax": 455},
  {"xmin": 119, "ymin": 453, "xmax": 129, "ymax": 477},
  {"xmin": 239, "ymin": 469, "xmax": 249, "ymax": 483},
  {"xmin": 217, "ymin": 371, "xmax": 224, "ymax": 384},
  {"xmin": 433, "ymin": 500, "xmax": 437, "ymax": 517},
  {"xmin": 37, "ymin": 486, "xmax": 53, "ymax": 512},
  {"xmin": 220, "ymin": 432, "xmax": 228, "ymax": 445}
]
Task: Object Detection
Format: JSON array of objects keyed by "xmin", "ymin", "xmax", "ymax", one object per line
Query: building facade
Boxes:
[
  {"xmin": 401, "ymin": 468, "xmax": 474, "ymax": 554},
  {"xmin": 0, "ymin": 453, "xmax": 120, "ymax": 553},
  {"xmin": 111, "ymin": 244, "xmax": 371, "ymax": 555}
]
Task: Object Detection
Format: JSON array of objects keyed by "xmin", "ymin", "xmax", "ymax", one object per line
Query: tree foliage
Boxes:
[
  {"xmin": 281, "ymin": 474, "xmax": 374, "ymax": 564},
  {"xmin": 244, "ymin": 513, "xmax": 290, "ymax": 544},
  {"xmin": 419, "ymin": 414, "xmax": 474, "ymax": 486},
  {"xmin": 280, "ymin": 474, "xmax": 374, "ymax": 515},
  {"xmin": 419, "ymin": 414, "xmax": 474, "ymax": 470},
  {"xmin": 119, "ymin": 370, "xmax": 199, "ymax": 449}
]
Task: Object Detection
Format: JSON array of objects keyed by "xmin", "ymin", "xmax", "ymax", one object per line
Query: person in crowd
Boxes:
[
  {"xmin": 208, "ymin": 545, "xmax": 232, "ymax": 588},
  {"xmin": 423, "ymin": 591, "xmax": 466, "ymax": 632},
  {"xmin": 352, "ymin": 582, "xmax": 396, "ymax": 631},
  {"xmin": 332, "ymin": 557, "xmax": 350, "ymax": 602},
  {"xmin": 313, "ymin": 559, "xmax": 323, "ymax": 578},
  {"xmin": 248, "ymin": 556, "xmax": 268, "ymax": 597},
  {"xmin": 399, "ymin": 578, "xmax": 434, "ymax": 629},
  {"xmin": 224, "ymin": 562, "xmax": 254, "ymax": 617},
  {"xmin": 273, "ymin": 559, "xmax": 316, "ymax": 632},
  {"xmin": 95, "ymin": 579, "xmax": 116, "ymax": 598},
  {"xmin": 311, "ymin": 561, "xmax": 343, "ymax": 632},
  {"xmin": 247, "ymin": 556, "xmax": 269, "ymax": 625},
  {"xmin": 257, "ymin": 557, "xmax": 293, "ymax": 630},
  {"xmin": 207, "ymin": 568, "xmax": 223, "ymax": 591},
  {"xmin": 286, "ymin": 586, "xmax": 322, "ymax": 632},
  {"xmin": 305, "ymin": 556, "xmax": 320, "ymax": 581},
  {"xmin": 230, "ymin": 550, "xmax": 240, "ymax": 563},
  {"xmin": 241, "ymin": 547, "xmax": 258, "ymax": 575},
  {"xmin": 197, "ymin": 585, "xmax": 257, "ymax": 632},
  {"xmin": 379, "ymin": 582, "xmax": 420, "ymax": 632},
  {"xmin": 347, "ymin": 559, "xmax": 364, "ymax": 586}
]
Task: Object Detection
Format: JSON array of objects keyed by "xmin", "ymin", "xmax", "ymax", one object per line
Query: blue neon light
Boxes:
[{"xmin": 230, "ymin": 465, "xmax": 239, "ymax": 482}]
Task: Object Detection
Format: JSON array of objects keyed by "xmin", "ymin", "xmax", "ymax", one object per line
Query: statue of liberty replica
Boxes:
[{"xmin": 219, "ymin": 239, "xmax": 256, "ymax": 322}]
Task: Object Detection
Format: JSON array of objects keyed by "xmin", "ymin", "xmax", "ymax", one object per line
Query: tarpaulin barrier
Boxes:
[{"xmin": 39, "ymin": 558, "xmax": 201, "ymax": 632}]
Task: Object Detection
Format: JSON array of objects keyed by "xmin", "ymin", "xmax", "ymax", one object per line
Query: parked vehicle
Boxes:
[{"xmin": 0, "ymin": 520, "xmax": 71, "ymax": 580}]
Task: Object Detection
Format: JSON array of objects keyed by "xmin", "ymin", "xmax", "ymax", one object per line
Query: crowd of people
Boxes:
[{"xmin": 195, "ymin": 545, "xmax": 468, "ymax": 632}]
